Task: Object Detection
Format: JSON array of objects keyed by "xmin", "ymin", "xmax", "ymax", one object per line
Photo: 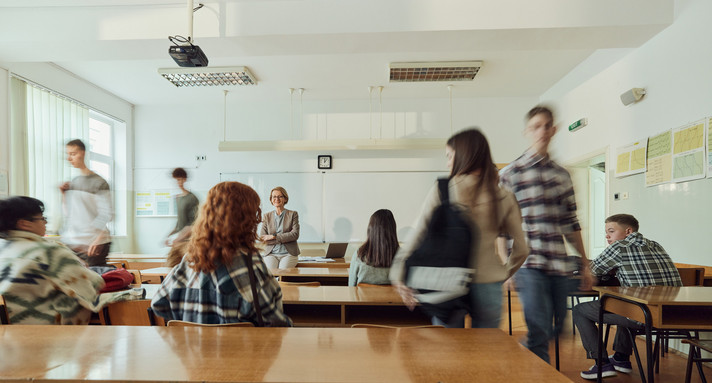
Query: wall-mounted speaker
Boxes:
[{"xmin": 620, "ymin": 88, "xmax": 646, "ymax": 106}]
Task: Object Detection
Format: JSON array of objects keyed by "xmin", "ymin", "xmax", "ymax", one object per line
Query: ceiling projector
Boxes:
[{"xmin": 169, "ymin": 45, "xmax": 209, "ymax": 67}]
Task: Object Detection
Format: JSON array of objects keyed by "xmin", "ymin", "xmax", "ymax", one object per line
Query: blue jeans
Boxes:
[
  {"xmin": 515, "ymin": 268, "xmax": 577, "ymax": 363},
  {"xmin": 431, "ymin": 282, "xmax": 503, "ymax": 328}
]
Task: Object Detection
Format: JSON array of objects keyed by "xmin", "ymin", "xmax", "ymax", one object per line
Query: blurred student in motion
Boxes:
[
  {"xmin": 59, "ymin": 139, "xmax": 113, "ymax": 266},
  {"xmin": 390, "ymin": 128, "xmax": 528, "ymax": 328},
  {"xmin": 348, "ymin": 209, "xmax": 399, "ymax": 286},
  {"xmin": 499, "ymin": 105, "xmax": 593, "ymax": 363},
  {"xmin": 151, "ymin": 181, "xmax": 292, "ymax": 326},
  {"xmin": 164, "ymin": 167, "xmax": 199, "ymax": 246},
  {"xmin": 0, "ymin": 196, "xmax": 105, "ymax": 324}
]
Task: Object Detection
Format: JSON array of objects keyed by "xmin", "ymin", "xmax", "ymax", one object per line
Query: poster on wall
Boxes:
[
  {"xmin": 671, "ymin": 120, "xmax": 706, "ymax": 182},
  {"xmin": 645, "ymin": 130, "xmax": 673, "ymax": 187},
  {"xmin": 615, "ymin": 140, "xmax": 647, "ymax": 178},
  {"xmin": 707, "ymin": 117, "xmax": 712, "ymax": 178},
  {"xmin": 135, "ymin": 190, "xmax": 176, "ymax": 217}
]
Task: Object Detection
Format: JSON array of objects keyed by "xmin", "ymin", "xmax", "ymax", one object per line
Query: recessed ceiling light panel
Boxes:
[
  {"xmin": 158, "ymin": 66, "xmax": 258, "ymax": 87},
  {"xmin": 389, "ymin": 61, "xmax": 482, "ymax": 82}
]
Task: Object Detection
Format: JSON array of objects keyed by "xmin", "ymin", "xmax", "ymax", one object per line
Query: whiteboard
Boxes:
[
  {"xmin": 220, "ymin": 171, "xmax": 446, "ymax": 243},
  {"xmin": 323, "ymin": 172, "xmax": 444, "ymax": 242},
  {"xmin": 220, "ymin": 172, "xmax": 324, "ymax": 242}
]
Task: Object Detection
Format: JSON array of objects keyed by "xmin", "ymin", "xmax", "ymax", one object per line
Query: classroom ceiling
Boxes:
[{"xmin": 0, "ymin": 0, "xmax": 674, "ymax": 107}]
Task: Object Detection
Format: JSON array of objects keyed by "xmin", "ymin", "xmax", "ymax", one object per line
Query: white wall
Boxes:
[
  {"xmin": 541, "ymin": 0, "xmax": 712, "ymax": 266},
  {"xmin": 133, "ymin": 96, "xmax": 535, "ymax": 254},
  {"xmin": 0, "ymin": 68, "xmax": 8, "ymax": 196}
]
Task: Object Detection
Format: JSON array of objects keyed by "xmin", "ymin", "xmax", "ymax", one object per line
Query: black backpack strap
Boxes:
[
  {"xmin": 437, "ymin": 177, "xmax": 450, "ymax": 204},
  {"xmin": 242, "ymin": 253, "xmax": 265, "ymax": 327}
]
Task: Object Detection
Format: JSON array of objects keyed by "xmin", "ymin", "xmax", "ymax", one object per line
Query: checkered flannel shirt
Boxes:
[
  {"xmin": 500, "ymin": 150, "xmax": 581, "ymax": 275},
  {"xmin": 151, "ymin": 252, "xmax": 293, "ymax": 326},
  {"xmin": 591, "ymin": 232, "xmax": 682, "ymax": 287}
]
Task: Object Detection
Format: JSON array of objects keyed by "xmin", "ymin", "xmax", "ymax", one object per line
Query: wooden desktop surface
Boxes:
[
  {"xmin": 271, "ymin": 268, "xmax": 349, "ymax": 278},
  {"xmin": 0, "ymin": 326, "xmax": 571, "ymax": 382},
  {"xmin": 281, "ymin": 285, "xmax": 399, "ymax": 305},
  {"xmin": 141, "ymin": 266, "xmax": 174, "ymax": 277},
  {"xmin": 593, "ymin": 286, "xmax": 712, "ymax": 329}
]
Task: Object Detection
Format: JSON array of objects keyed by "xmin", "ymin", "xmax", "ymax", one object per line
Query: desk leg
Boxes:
[{"xmin": 508, "ymin": 289, "xmax": 512, "ymax": 336}]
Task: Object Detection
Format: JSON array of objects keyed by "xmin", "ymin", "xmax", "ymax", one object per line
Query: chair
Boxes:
[
  {"xmin": 350, "ymin": 324, "xmax": 444, "ymax": 329},
  {"xmin": 357, "ymin": 283, "xmax": 391, "ymax": 287},
  {"xmin": 127, "ymin": 269, "xmax": 142, "ymax": 286},
  {"xmin": 682, "ymin": 338, "xmax": 712, "ymax": 383},
  {"xmin": 0, "ymin": 295, "xmax": 10, "ymax": 324},
  {"xmin": 107, "ymin": 259, "xmax": 130, "ymax": 269},
  {"xmin": 678, "ymin": 267, "xmax": 705, "ymax": 286},
  {"xmin": 279, "ymin": 281, "xmax": 321, "ymax": 287},
  {"xmin": 166, "ymin": 320, "xmax": 255, "ymax": 327}
]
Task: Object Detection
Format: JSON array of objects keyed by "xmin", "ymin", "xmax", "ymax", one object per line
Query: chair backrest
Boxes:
[
  {"xmin": 350, "ymin": 324, "xmax": 444, "ymax": 329},
  {"xmin": 278, "ymin": 281, "xmax": 321, "ymax": 287},
  {"xmin": 357, "ymin": 283, "xmax": 391, "ymax": 288},
  {"xmin": 166, "ymin": 320, "xmax": 254, "ymax": 327},
  {"xmin": 0, "ymin": 295, "xmax": 10, "ymax": 324},
  {"xmin": 127, "ymin": 269, "xmax": 143, "ymax": 286},
  {"xmin": 107, "ymin": 259, "xmax": 130, "ymax": 269},
  {"xmin": 676, "ymin": 267, "xmax": 705, "ymax": 286}
]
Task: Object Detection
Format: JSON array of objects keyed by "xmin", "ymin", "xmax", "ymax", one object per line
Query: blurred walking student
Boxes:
[
  {"xmin": 348, "ymin": 209, "xmax": 399, "ymax": 286},
  {"xmin": 499, "ymin": 105, "xmax": 593, "ymax": 363},
  {"xmin": 59, "ymin": 139, "xmax": 113, "ymax": 266},
  {"xmin": 390, "ymin": 128, "xmax": 528, "ymax": 328},
  {"xmin": 164, "ymin": 167, "xmax": 199, "ymax": 247}
]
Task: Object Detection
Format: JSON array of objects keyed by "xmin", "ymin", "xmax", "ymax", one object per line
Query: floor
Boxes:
[{"xmin": 501, "ymin": 292, "xmax": 711, "ymax": 382}]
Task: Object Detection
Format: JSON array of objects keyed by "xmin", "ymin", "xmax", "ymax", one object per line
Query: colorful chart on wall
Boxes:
[
  {"xmin": 645, "ymin": 130, "xmax": 673, "ymax": 187},
  {"xmin": 135, "ymin": 190, "xmax": 176, "ymax": 217},
  {"xmin": 672, "ymin": 120, "xmax": 706, "ymax": 182},
  {"xmin": 615, "ymin": 140, "xmax": 647, "ymax": 178}
]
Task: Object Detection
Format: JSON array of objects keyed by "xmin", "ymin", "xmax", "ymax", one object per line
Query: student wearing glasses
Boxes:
[
  {"xmin": 260, "ymin": 186, "xmax": 300, "ymax": 269},
  {"xmin": 0, "ymin": 196, "xmax": 106, "ymax": 324}
]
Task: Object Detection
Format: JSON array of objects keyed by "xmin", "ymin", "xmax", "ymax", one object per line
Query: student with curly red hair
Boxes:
[{"xmin": 151, "ymin": 181, "xmax": 292, "ymax": 326}]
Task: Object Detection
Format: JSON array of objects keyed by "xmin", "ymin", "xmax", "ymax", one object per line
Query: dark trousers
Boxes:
[
  {"xmin": 72, "ymin": 242, "xmax": 111, "ymax": 266},
  {"xmin": 573, "ymin": 299, "xmax": 643, "ymax": 359}
]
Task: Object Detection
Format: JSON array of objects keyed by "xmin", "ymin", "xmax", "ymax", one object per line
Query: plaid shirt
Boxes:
[
  {"xmin": 151, "ymin": 252, "xmax": 293, "ymax": 326},
  {"xmin": 500, "ymin": 150, "xmax": 581, "ymax": 275},
  {"xmin": 591, "ymin": 232, "xmax": 682, "ymax": 287}
]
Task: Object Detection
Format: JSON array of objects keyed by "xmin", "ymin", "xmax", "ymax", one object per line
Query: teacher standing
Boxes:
[{"xmin": 260, "ymin": 186, "xmax": 300, "ymax": 269}]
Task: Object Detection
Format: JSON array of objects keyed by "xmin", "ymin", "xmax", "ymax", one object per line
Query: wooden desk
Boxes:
[
  {"xmin": 296, "ymin": 258, "xmax": 349, "ymax": 268},
  {"xmin": 0, "ymin": 326, "xmax": 572, "ymax": 382},
  {"xmin": 271, "ymin": 267, "xmax": 349, "ymax": 286},
  {"xmin": 281, "ymin": 285, "xmax": 429, "ymax": 327},
  {"xmin": 593, "ymin": 286, "xmax": 712, "ymax": 383}
]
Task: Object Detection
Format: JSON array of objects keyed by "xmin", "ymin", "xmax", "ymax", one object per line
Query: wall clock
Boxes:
[{"xmin": 318, "ymin": 155, "xmax": 332, "ymax": 169}]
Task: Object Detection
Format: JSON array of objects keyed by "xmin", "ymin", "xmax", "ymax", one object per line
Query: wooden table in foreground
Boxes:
[
  {"xmin": 280, "ymin": 285, "xmax": 429, "ymax": 326},
  {"xmin": 593, "ymin": 286, "xmax": 712, "ymax": 383},
  {"xmin": 0, "ymin": 326, "xmax": 572, "ymax": 383},
  {"xmin": 271, "ymin": 267, "xmax": 349, "ymax": 286}
]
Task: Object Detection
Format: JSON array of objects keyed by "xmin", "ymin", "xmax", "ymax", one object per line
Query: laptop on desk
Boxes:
[{"xmin": 324, "ymin": 243, "xmax": 348, "ymax": 259}]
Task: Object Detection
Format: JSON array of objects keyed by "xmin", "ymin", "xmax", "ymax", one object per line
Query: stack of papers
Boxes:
[{"xmin": 298, "ymin": 257, "xmax": 335, "ymax": 262}]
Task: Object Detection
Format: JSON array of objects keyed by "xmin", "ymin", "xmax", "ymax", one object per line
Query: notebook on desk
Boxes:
[{"xmin": 324, "ymin": 243, "xmax": 348, "ymax": 259}]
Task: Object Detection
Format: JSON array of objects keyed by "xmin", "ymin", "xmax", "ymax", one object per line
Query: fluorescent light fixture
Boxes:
[
  {"xmin": 158, "ymin": 66, "xmax": 257, "ymax": 87},
  {"xmin": 219, "ymin": 138, "xmax": 447, "ymax": 152},
  {"xmin": 389, "ymin": 61, "xmax": 482, "ymax": 82}
]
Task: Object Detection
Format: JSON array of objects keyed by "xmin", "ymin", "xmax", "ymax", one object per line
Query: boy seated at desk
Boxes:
[
  {"xmin": 151, "ymin": 181, "xmax": 292, "ymax": 326},
  {"xmin": 574, "ymin": 214, "xmax": 682, "ymax": 379},
  {"xmin": 0, "ymin": 196, "xmax": 106, "ymax": 324}
]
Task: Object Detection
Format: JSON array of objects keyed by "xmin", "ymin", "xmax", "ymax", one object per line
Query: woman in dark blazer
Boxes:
[{"xmin": 260, "ymin": 186, "xmax": 300, "ymax": 269}]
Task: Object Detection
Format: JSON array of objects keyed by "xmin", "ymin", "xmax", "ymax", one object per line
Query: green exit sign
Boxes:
[{"xmin": 568, "ymin": 118, "xmax": 588, "ymax": 132}]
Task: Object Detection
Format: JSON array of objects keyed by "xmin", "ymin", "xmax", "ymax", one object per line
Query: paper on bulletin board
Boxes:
[
  {"xmin": 645, "ymin": 130, "xmax": 673, "ymax": 187},
  {"xmin": 707, "ymin": 117, "xmax": 712, "ymax": 178},
  {"xmin": 671, "ymin": 120, "xmax": 706, "ymax": 183},
  {"xmin": 135, "ymin": 190, "xmax": 177, "ymax": 217},
  {"xmin": 615, "ymin": 140, "xmax": 647, "ymax": 178}
]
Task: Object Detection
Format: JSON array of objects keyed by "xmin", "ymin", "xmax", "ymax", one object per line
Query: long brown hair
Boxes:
[
  {"xmin": 187, "ymin": 181, "xmax": 262, "ymax": 273},
  {"xmin": 357, "ymin": 209, "xmax": 399, "ymax": 268},
  {"xmin": 446, "ymin": 128, "xmax": 500, "ymax": 224}
]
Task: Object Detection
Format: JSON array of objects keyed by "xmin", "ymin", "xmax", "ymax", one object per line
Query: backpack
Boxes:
[{"xmin": 404, "ymin": 178, "xmax": 479, "ymax": 322}]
